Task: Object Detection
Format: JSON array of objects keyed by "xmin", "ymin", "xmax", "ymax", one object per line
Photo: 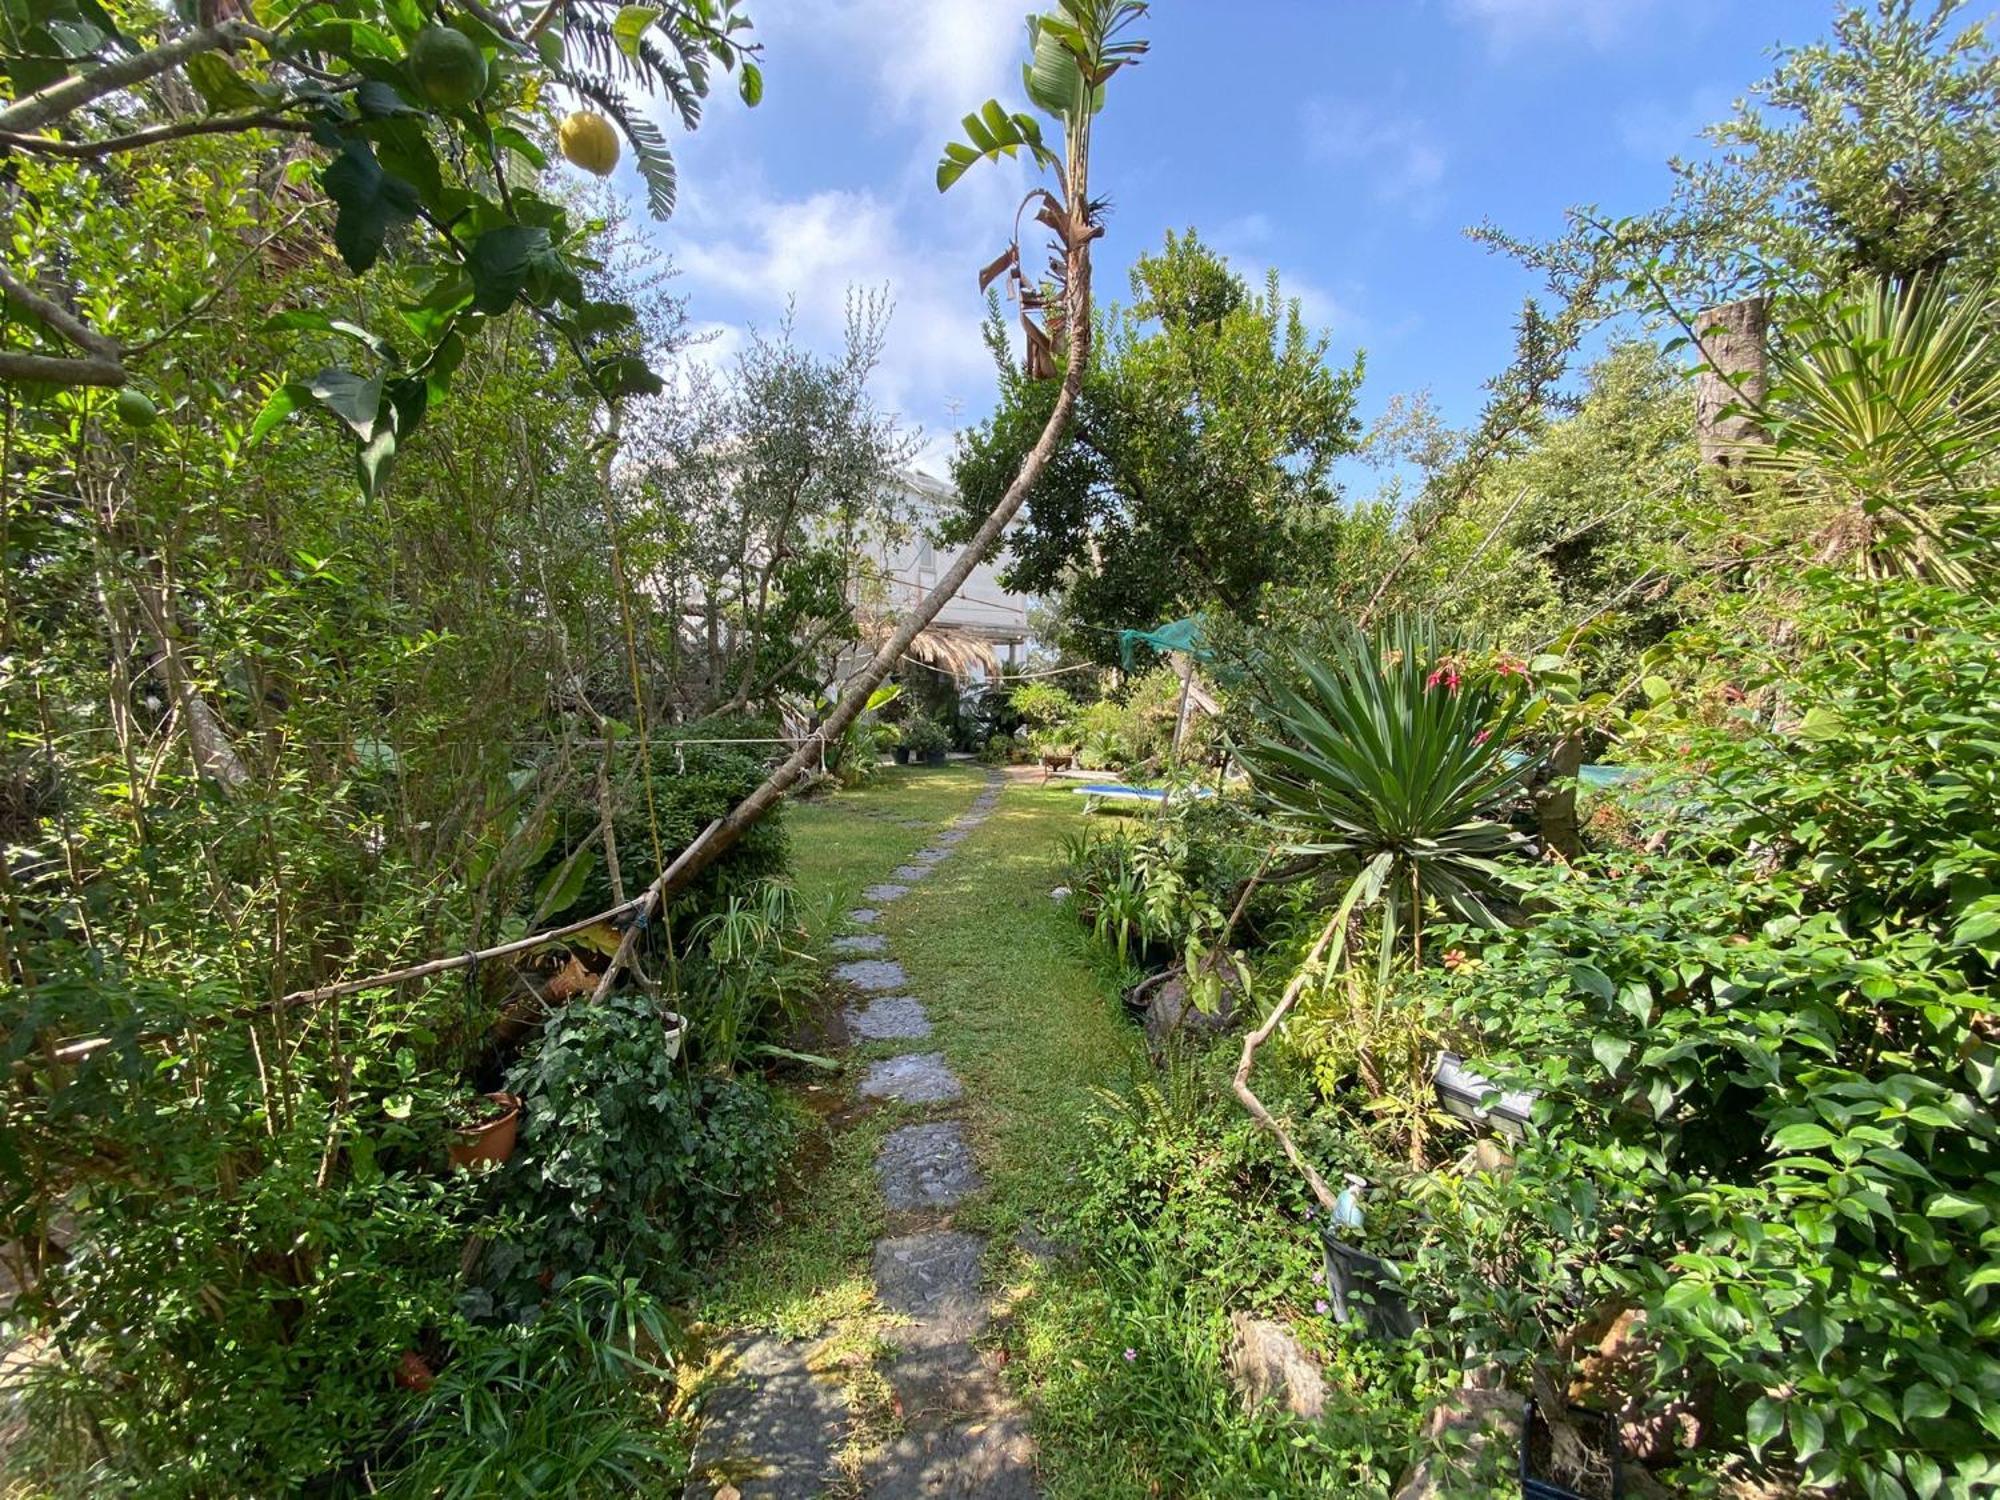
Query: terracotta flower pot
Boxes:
[{"xmin": 447, "ymin": 1091, "xmax": 521, "ymax": 1170}]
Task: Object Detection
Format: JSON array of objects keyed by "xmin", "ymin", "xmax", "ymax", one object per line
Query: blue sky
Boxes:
[{"xmin": 629, "ymin": 0, "xmax": 1841, "ymax": 478}]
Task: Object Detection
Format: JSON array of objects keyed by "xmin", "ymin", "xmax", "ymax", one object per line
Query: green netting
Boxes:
[{"xmin": 1118, "ymin": 615, "xmax": 1205, "ymax": 668}]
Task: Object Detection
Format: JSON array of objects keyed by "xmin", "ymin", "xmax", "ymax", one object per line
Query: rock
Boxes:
[
  {"xmin": 876, "ymin": 1122, "xmax": 982, "ymax": 1210},
  {"xmin": 844, "ymin": 997, "xmax": 932, "ymax": 1041},
  {"xmin": 862, "ymin": 883, "xmax": 911, "ymax": 904},
  {"xmin": 1049, "ymin": 885, "xmax": 1071, "ymax": 901},
  {"xmin": 845, "ymin": 907, "xmax": 882, "ymax": 926},
  {"xmin": 831, "ymin": 933, "xmax": 888, "ymax": 956},
  {"xmin": 891, "ymin": 864, "xmax": 930, "ymax": 883},
  {"xmin": 684, "ymin": 1334, "xmax": 847, "ymax": 1500},
  {"xmin": 832, "ymin": 958, "xmax": 910, "ymax": 994},
  {"xmin": 1144, "ymin": 958, "xmax": 1243, "ymax": 1052},
  {"xmin": 1390, "ymin": 1389, "xmax": 1524, "ymax": 1499},
  {"xmin": 1224, "ymin": 1313, "xmax": 1326, "ymax": 1420},
  {"xmin": 858, "ymin": 1052, "xmax": 964, "ymax": 1105}
]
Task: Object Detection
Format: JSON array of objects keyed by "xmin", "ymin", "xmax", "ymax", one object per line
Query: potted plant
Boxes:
[
  {"xmin": 1318, "ymin": 1176, "xmax": 1419, "ymax": 1340},
  {"xmin": 900, "ymin": 716, "xmax": 951, "ymax": 767},
  {"xmin": 892, "ymin": 741, "xmax": 912, "ymax": 765},
  {"xmin": 1521, "ymin": 1399, "xmax": 1623, "ymax": 1499},
  {"xmin": 447, "ymin": 1090, "xmax": 522, "ymax": 1170}
]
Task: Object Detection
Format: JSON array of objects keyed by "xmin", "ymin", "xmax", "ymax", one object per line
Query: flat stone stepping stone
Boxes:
[
  {"xmin": 865, "ymin": 1410, "xmax": 1036, "ymax": 1499},
  {"xmin": 845, "ymin": 997, "xmax": 932, "ymax": 1041},
  {"xmin": 831, "ymin": 933, "xmax": 888, "ymax": 956},
  {"xmin": 833, "ymin": 958, "xmax": 909, "ymax": 993},
  {"xmin": 874, "ymin": 1231, "xmax": 987, "ymax": 1337},
  {"xmin": 877, "ymin": 1122, "xmax": 981, "ymax": 1210},
  {"xmin": 890, "ymin": 864, "xmax": 930, "ymax": 883},
  {"xmin": 685, "ymin": 1333, "xmax": 845, "ymax": 1499},
  {"xmin": 859, "ymin": 1052, "xmax": 963, "ymax": 1105},
  {"xmin": 846, "ymin": 907, "xmax": 882, "ymax": 926},
  {"xmin": 862, "ymin": 883, "xmax": 910, "ymax": 903},
  {"xmin": 913, "ymin": 850, "xmax": 945, "ymax": 864}
]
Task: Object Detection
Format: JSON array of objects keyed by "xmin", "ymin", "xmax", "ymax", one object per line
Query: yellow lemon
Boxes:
[{"xmin": 559, "ymin": 111, "xmax": 620, "ymax": 176}]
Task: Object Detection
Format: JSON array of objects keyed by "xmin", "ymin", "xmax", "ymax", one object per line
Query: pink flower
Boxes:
[
  {"xmin": 1443, "ymin": 948, "xmax": 1470, "ymax": 971},
  {"xmin": 1495, "ymin": 657, "xmax": 1530, "ymax": 679},
  {"xmin": 1122, "ymin": 1347, "xmax": 1137, "ymax": 1362},
  {"xmin": 1474, "ymin": 728, "xmax": 1491, "ymax": 745},
  {"xmin": 1314, "ymin": 1299, "xmax": 1330, "ymax": 1316},
  {"xmin": 1425, "ymin": 663, "xmax": 1462, "ymax": 693},
  {"xmin": 1311, "ymin": 1268, "xmax": 1325, "ymax": 1284}
]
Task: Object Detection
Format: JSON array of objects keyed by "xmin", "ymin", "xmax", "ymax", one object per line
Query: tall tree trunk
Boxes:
[{"xmin": 1694, "ymin": 295, "xmax": 1769, "ymax": 469}]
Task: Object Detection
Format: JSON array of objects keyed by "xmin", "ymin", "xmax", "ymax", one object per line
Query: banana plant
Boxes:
[
  {"xmin": 937, "ymin": 0, "xmax": 1148, "ymax": 378},
  {"xmin": 1236, "ymin": 616, "xmax": 1540, "ymax": 977}
]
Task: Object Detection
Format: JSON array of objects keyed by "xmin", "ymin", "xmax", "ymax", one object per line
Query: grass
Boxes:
[
  {"xmin": 684, "ymin": 763, "xmax": 991, "ymax": 1487},
  {"xmin": 695, "ymin": 769, "xmax": 1423, "ymax": 1497}
]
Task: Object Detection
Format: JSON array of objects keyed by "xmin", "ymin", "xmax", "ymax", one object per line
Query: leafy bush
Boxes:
[
  {"xmin": 1011, "ymin": 679, "xmax": 1079, "ymax": 729},
  {"xmin": 531, "ymin": 728, "xmax": 791, "ymax": 931},
  {"xmin": 1415, "ymin": 575, "xmax": 2000, "ymax": 1496},
  {"xmin": 493, "ymin": 991, "xmax": 794, "ymax": 1308},
  {"xmin": 375, "ymin": 1275, "xmax": 685, "ymax": 1498},
  {"xmin": 897, "ymin": 716, "xmax": 952, "ymax": 758}
]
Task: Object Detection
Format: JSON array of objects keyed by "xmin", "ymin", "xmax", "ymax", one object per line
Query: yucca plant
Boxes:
[
  {"xmin": 1747, "ymin": 277, "xmax": 2000, "ymax": 584},
  {"xmin": 1236, "ymin": 617, "xmax": 1538, "ymax": 976}
]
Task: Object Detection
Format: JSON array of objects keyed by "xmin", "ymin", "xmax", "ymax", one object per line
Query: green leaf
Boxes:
[
  {"xmin": 465, "ymin": 225, "xmax": 552, "ymax": 314},
  {"xmin": 1569, "ymin": 962, "xmax": 1614, "ymax": 1003},
  {"xmin": 249, "ymin": 382, "xmax": 310, "ymax": 442},
  {"xmin": 738, "ymin": 60, "xmax": 763, "ymax": 106},
  {"xmin": 1746, "ymin": 1395, "xmax": 1782, "ymax": 1453},
  {"xmin": 1590, "ymin": 1033, "xmax": 1632, "ymax": 1077},
  {"xmin": 320, "ymin": 137, "xmax": 420, "ymax": 273},
  {"xmin": 306, "ymin": 367, "xmax": 385, "ymax": 440},
  {"xmin": 1770, "ymin": 1121, "xmax": 1838, "ymax": 1152},
  {"xmin": 592, "ymin": 352, "xmax": 663, "ymax": 399},
  {"xmin": 612, "ymin": 5, "xmax": 661, "ymax": 57},
  {"xmin": 1902, "ymin": 1382, "xmax": 1950, "ymax": 1423},
  {"xmin": 357, "ymin": 424, "xmax": 396, "ymax": 500},
  {"xmin": 185, "ymin": 52, "xmax": 262, "ymax": 112},
  {"xmin": 355, "ymin": 78, "xmax": 419, "ymax": 117},
  {"xmin": 534, "ymin": 848, "xmax": 596, "ymax": 917}
]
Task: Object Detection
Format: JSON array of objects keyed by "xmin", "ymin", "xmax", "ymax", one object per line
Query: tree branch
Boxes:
[
  {"xmin": 0, "ymin": 20, "xmax": 260, "ymax": 136},
  {"xmin": 0, "ymin": 111, "xmax": 312, "ymax": 159}
]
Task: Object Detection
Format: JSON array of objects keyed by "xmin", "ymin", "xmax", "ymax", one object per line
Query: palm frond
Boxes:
[{"xmin": 1745, "ymin": 278, "xmax": 2000, "ymax": 584}]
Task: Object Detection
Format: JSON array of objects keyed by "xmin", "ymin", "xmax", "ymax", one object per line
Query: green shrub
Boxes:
[
  {"xmin": 375, "ymin": 1275, "xmax": 685, "ymax": 1498},
  {"xmin": 529, "ymin": 728, "xmax": 790, "ymax": 932},
  {"xmin": 897, "ymin": 716, "xmax": 951, "ymax": 758},
  {"xmin": 1415, "ymin": 574, "xmax": 2000, "ymax": 1496},
  {"xmin": 492, "ymin": 990, "xmax": 794, "ymax": 1309}
]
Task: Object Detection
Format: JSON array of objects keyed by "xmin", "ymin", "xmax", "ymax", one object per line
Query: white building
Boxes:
[{"xmin": 855, "ymin": 469, "xmax": 1035, "ymax": 681}]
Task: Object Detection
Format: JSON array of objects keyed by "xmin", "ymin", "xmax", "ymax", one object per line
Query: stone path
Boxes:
[{"xmin": 690, "ymin": 773, "xmax": 1035, "ymax": 1499}]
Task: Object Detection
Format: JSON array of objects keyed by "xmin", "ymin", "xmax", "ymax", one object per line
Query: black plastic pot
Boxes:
[
  {"xmin": 893, "ymin": 745, "xmax": 911, "ymax": 765},
  {"xmin": 1521, "ymin": 1399, "xmax": 1623, "ymax": 1500},
  {"xmin": 1318, "ymin": 1228, "xmax": 1419, "ymax": 1340},
  {"xmin": 923, "ymin": 749, "xmax": 948, "ymax": 766}
]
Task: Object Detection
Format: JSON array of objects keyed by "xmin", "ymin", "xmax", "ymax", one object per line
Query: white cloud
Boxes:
[
  {"xmin": 1453, "ymin": 0, "xmax": 1659, "ymax": 54},
  {"xmin": 671, "ymin": 182, "xmax": 1003, "ymax": 440},
  {"xmin": 1301, "ymin": 101, "xmax": 1446, "ymax": 217},
  {"xmin": 756, "ymin": 0, "xmax": 1022, "ymax": 138}
]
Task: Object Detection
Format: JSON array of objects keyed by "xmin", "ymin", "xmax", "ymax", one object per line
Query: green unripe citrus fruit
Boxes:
[
  {"xmin": 114, "ymin": 389, "xmax": 157, "ymax": 428},
  {"xmin": 558, "ymin": 111, "xmax": 620, "ymax": 176},
  {"xmin": 408, "ymin": 26, "xmax": 488, "ymax": 109}
]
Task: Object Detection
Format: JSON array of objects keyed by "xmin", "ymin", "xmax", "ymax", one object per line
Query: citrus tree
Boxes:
[{"xmin": 2, "ymin": 0, "xmax": 758, "ymax": 490}]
